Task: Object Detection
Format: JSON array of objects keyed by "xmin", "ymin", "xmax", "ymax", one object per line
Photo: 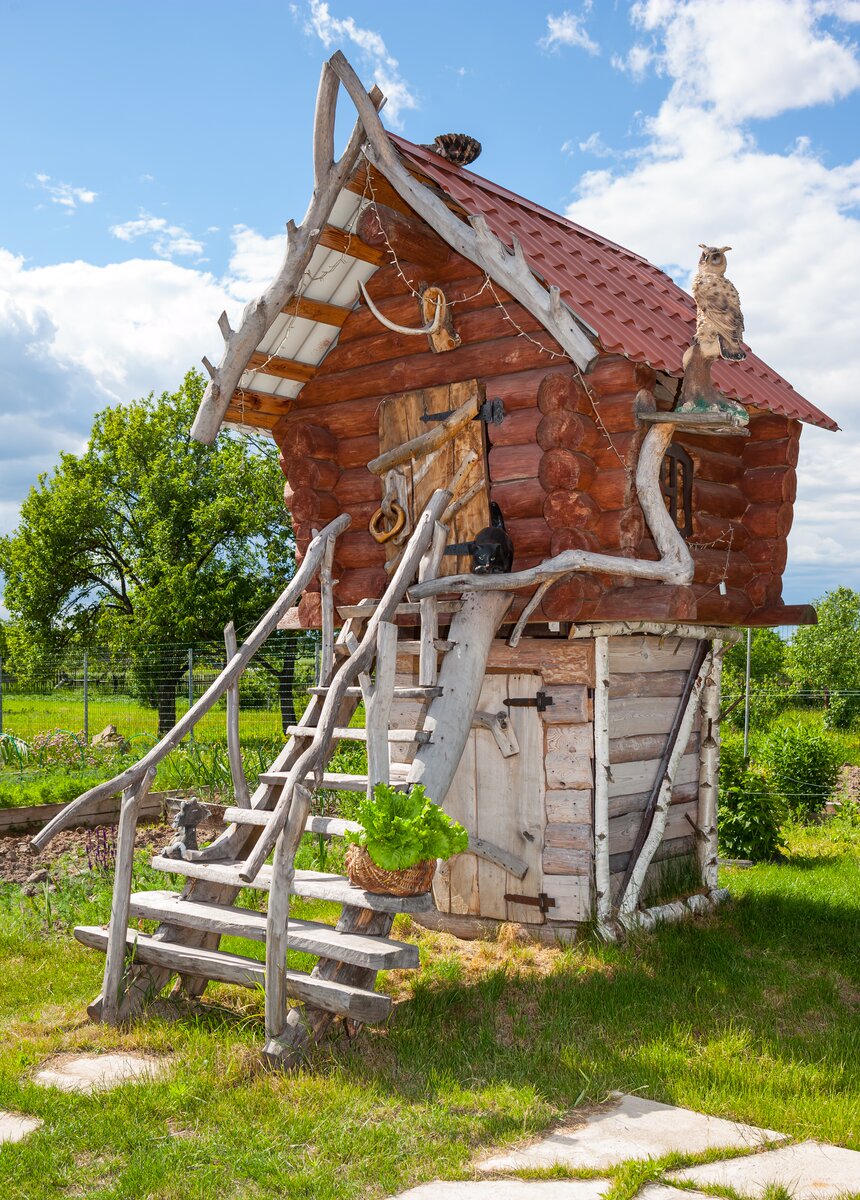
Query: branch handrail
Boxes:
[
  {"xmin": 30, "ymin": 514, "xmax": 351, "ymax": 851},
  {"xmin": 409, "ymin": 422, "xmax": 694, "ymax": 601}
]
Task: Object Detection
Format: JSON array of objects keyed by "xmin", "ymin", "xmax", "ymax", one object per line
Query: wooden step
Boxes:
[
  {"xmin": 260, "ymin": 770, "xmax": 410, "ymax": 792},
  {"xmin": 335, "ymin": 638, "xmax": 453, "ymax": 659},
  {"xmin": 308, "ymin": 685, "xmax": 442, "ymax": 700},
  {"xmin": 224, "ymin": 810, "xmax": 362, "ymax": 837},
  {"xmin": 149, "ymin": 857, "xmax": 435, "ymax": 912},
  {"xmin": 74, "ymin": 926, "xmax": 392, "ymax": 1023},
  {"xmin": 285, "ymin": 726, "xmax": 430, "ymax": 744},
  {"xmin": 128, "ymin": 891, "xmax": 419, "ymax": 969},
  {"xmin": 337, "ymin": 599, "xmax": 463, "ymax": 619}
]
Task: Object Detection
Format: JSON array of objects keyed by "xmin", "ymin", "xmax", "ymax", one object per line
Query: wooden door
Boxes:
[
  {"xmin": 435, "ymin": 673, "xmax": 546, "ymax": 923},
  {"xmin": 377, "ymin": 380, "xmax": 489, "ymax": 575}
]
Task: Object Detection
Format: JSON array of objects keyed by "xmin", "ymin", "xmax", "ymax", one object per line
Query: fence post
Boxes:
[
  {"xmin": 83, "ymin": 651, "xmax": 89, "ymax": 744},
  {"xmin": 188, "ymin": 648, "xmax": 195, "ymax": 741},
  {"xmin": 743, "ymin": 626, "xmax": 752, "ymax": 758}
]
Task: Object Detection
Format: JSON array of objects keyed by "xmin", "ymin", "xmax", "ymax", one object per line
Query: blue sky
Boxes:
[{"xmin": 2, "ymin": 0, "xmax": 860, "ymax": 609}]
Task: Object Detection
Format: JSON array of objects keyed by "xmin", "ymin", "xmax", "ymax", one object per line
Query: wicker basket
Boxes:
[{"xmin": 345, "ymin": 844, "xmax": 436, "ymax": 896}]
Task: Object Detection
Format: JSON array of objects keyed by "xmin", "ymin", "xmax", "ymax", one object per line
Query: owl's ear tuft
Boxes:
[
  {"xmin": 698, "ymin": 243, "xmax": 708, "ymax": 249},
  {"xmin": 719, "ymin": 245, "xmax": 732, "ymax": 253}
]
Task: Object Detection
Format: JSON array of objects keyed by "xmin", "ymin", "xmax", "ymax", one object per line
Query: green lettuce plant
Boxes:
[{"xmin": 347, "ymin": 783, "xmax": 468, "ymax": 871}]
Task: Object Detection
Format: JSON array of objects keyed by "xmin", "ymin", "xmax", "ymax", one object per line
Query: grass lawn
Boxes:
[
  {"xmin": 0, "ymin": 690, "xmax": 310, "ymax": 746},
  {"xmin": 0, "ymin": 817, "xmax": 858, "ymax": 1199}
]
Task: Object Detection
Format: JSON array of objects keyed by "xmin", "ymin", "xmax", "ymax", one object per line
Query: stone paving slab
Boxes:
[
  {"xmin": 33, "ymin": 1053, "xmax": 167, "ymax": 1094},
  {"xmin": 477, "ymin": 1093, "xmax": 786, "ymax": 1172},
  {"xmin": 636, "ymin": 1188, "xmax": 712, "ymax": 1200},
  {"xmin": 0, "ymin": 1110, "xmax": 42, "ymax": 1144},
  {"xmin": 389, "ymin": 1182, "xmax": 611, "ymax": 1199},
  {"xmin": 670, "ymin": 1140, "xmax": 860, "ymax": 1198}
]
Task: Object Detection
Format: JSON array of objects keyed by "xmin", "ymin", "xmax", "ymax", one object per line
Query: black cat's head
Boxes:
[{"xmin": 472, "ymin": 542, "xmax": 502, "ymax": 574}]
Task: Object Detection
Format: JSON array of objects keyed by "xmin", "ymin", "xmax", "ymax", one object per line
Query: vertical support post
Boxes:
[
  {"xmin": 743, "ymin": 626, "xmax": 751, "ymax": 757},
  {"xmin": 593, "ymin": 635, "xmax": 613, "ymax": 941},
  {"xmin": 319, "ymin": 534, "xmax": 336, "ymax": 686},
  {"xmin": 100, "ymin": 766, "xmax": 156, "ymax": 1024},
  {"xmin": 188, "ymin": 648, "xmax": 195, "ymax": 741},
  {"xmin": 264, "ymin": 783, "xmax": 314, "ymax": 1057},
  {"xmin": 363, "ymin": 620, "xmax": 398, "ymax": 798},
  {"xmin": 418, "ymin": 521, "xmax": 448, "ymax": 688},
  {"xmin": 698, "ymin": 642, "xmax": 723, "ymax": 893},
  {"xmin": 224, "ymin": 622, "xmax": 251, "ymax": 808},
  {"xmin": 83, "ymin": 651, "xmax": 89, "ymax": 745}
]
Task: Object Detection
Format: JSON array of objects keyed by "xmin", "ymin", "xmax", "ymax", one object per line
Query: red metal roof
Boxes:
[{"xmin": 392, "ymin": 136, "xmax": 838, "ymax": 432}]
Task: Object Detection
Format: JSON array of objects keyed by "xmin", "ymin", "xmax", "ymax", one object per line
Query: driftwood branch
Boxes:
[
  {"xmin": 328, "ymin": 52, "xmax": 597, "ymax": 373},
  {"xmin": 190, "ymin": 68, "xmax": 384, "ymax": 444},
  {"xmin": 617, "ymin": 653, "xmax": 711, "ymax": 921},
  {"xmin": 410, "ymin": 422, "xmax": 694, "ymax": 600},
  {"xmin": 367, "ymin": 392, "xmax": 479, "ymax": 476},
  {"xmin": 224, "ymin": 622, "xmax": 251, "ymax": 809},
  {"xmin": 31, "ymin": 515, "xmax": 351, "ymax": 850},
  {"xmin": 592, "ymin": 636, "xmax": 614, "ymax": 941}
]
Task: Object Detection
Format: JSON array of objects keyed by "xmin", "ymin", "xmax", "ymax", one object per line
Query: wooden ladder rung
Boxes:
[
  {"xmin": 336, "ymin": 599, "xmax": 463, "ymax": 619},
  {"xmin": 284, "ymin": 725, "xmax": 430, "ymax": 744},
  {"xmin": 74, "ymin": 925, "xmax": 393, "ymax": 1022},
  {"xmin": 307, "ymin": 685, "xmax": 442, "ymax": 700},
  {"xmin": 223, "ymin": 810, "xmax": 362, "ymax": 837},
  {"xmin": 128, "ymin": 890, "xmax": 419, "ymax": 969}
]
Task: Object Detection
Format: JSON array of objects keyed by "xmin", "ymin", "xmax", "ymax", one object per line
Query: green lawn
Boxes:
[
  {"xmin": 0, "ymin": 689, "xmax": 308, "ymax": 746},
  {"xmin": 0, "ymin": 818, "xmax": 858, "ymax": 1199}
]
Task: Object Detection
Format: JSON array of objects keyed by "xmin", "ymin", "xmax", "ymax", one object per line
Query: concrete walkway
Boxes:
[{"xmin": 390, "ymin": 1093, "xmax": 860, "ymax": 1199}]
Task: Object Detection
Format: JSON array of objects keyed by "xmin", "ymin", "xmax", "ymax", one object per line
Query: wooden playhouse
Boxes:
[{"xmin": 38, "ymin": 52, "xmax": 837, "ymax": 1062}]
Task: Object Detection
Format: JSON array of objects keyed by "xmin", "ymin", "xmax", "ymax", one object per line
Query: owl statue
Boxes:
[{"xmin": 691, "ymin": 244, "xmax": 746, "ymax": 362}]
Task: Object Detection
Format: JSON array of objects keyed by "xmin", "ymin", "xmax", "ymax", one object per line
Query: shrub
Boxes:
[
  {"xmin": 760, "ymin": 723, "xmax": 842, "ymax": 820},
  {"xmin": 718, "ymin": 735, "xmax": 785, "ymax": 861}
]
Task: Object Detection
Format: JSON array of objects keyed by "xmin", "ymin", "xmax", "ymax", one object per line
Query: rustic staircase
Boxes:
[{"xmin": 37, "ymin": 487, "xmax": 515, "ymax": 1065}]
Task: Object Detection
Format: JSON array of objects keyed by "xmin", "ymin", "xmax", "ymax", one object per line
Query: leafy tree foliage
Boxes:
[
  {"xmin": 0, "ymin": 371, "xmax": 294, "ymax": 734},
  {"xmin": 788, "ymin": 587, "xmax": 860, "ymax": 729},
  {"xmin": 722, "ymin": 627, "xmax": 789, "ymax": 729}
]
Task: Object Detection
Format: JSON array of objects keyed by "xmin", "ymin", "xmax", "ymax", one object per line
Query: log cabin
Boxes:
[{"xmin": 47, "ymin": 52, "xmax": 838, "ymax": 1062}]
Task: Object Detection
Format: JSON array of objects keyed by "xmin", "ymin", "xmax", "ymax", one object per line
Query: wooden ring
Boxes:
[{"xmin": 369, "ymin": 502, "xmax": 406, "ymax": 544}]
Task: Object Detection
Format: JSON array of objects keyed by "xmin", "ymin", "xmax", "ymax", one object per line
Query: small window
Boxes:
[{"xmin": 661, "ymin": 445, "xmax": 693, "ymax": 537}]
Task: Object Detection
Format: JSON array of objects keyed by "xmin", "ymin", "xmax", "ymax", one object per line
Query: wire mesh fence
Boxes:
[{"xmin": 0, "ymin": 632, "xmax": 321, "ymax": 755}]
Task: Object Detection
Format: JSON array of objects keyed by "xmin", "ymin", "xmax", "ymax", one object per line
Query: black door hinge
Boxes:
[
  {"xmin": 504, "ymin": 690, "xmax": 553, "ymax": 713},
  {"xmin": 504, "ymin": 891, "xmax": 556, "ymax": 914},
  {"xmin": 421, "ymin": 398, "xmax": 505, "ymax": 425}
]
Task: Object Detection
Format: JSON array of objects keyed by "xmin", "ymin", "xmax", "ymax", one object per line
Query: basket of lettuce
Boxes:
[{"xmin": 344, "ymin": 783, "xmax": 468, "ymax": 896}]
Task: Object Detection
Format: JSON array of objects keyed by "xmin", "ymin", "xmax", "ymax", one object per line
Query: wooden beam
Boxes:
[
  {"xmin": 223, "ymin": 408, "xmax": 277, "ymax": 432},
  {"xmin": 247, "ymin": 352, "xmax": 317, "ymax": 383},
  {"xmin": 231, "ymin": 388, "xmax": 293, "ymax": 415},
  {"xmin": 319, "ymin": 224, "xmax": 387, "ymax": 265},
  {"xmin": 281, "ymin": 295, "xmax": 353, "ymax": 327}
]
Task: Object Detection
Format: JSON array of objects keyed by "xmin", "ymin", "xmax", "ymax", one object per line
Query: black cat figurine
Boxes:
[{"xmin": 443, "ymin": 501, "xmax": 514, "ymax": 574}]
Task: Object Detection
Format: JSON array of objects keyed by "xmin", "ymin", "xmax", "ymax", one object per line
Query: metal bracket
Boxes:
[
  {"xmin": 504, "ymin": 891, "xmax": 556, "ymax": 914},
  {"xmin": 421, "ymin": 398, "xmax": 504, "ymax": 425},
  {"xmin": 504, "ymin": 690, "xmax": 554, "ymax": 713}
]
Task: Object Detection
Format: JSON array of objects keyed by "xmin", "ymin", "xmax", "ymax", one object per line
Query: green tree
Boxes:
[
  {"xmin": 0, "ymin": 371, "xmax": 294, "ymax": 735},
  {"xmin": 788, "ymin": 587, "xmax": 860, "ymax": 729},
  {"xmin": 722, "ymin": 627, "xmax": 789, "ymax": 730}
]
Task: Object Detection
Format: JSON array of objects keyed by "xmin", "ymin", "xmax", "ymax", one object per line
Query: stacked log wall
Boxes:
[{"xmin": 270, "ymin": 195, "xmax": 803, "ymax": 628}]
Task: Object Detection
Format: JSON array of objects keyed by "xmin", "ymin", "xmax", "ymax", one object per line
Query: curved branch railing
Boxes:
[{"xmin": 30, "ymin": 514, "xmax": 351, "ymax": 852}]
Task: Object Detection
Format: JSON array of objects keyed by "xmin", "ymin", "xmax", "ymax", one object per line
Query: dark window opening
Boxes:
[{"xmin": 661, "ymin": 445, "xmax": 693, "ymax": 537}]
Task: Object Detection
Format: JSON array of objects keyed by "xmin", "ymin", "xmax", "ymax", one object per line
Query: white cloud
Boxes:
[
  {"xmin": 302, "ymin": 0, "xmax": 418, "ymax": 128},
  {"xmin": 540, "ymin": 8, "xmax": 600, "ymax": 55},
  {"xmin": 110, "ymin": 212, "xmax": 205, "ymax": 260},
  {"xmin": 0, "ymin": 231, "xmax": 270, "ymax": 536},
  {"xmin": 631, "ymin": 0, "xmax": 860, "ymax": 121},
  {"xmin": 578, "ymin": 132, "xmax": 618, "ymax": 158},
  {"xmin": 565, "ymin": 0, "xmax": 860, "ymax": 598},
  {"xmin": 611, "ymin": 43, "xmax": 654, "ymax": 80},
  {"xmin": 35, "ymin": 174, "xmax": 97, "ymax": 211}
]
